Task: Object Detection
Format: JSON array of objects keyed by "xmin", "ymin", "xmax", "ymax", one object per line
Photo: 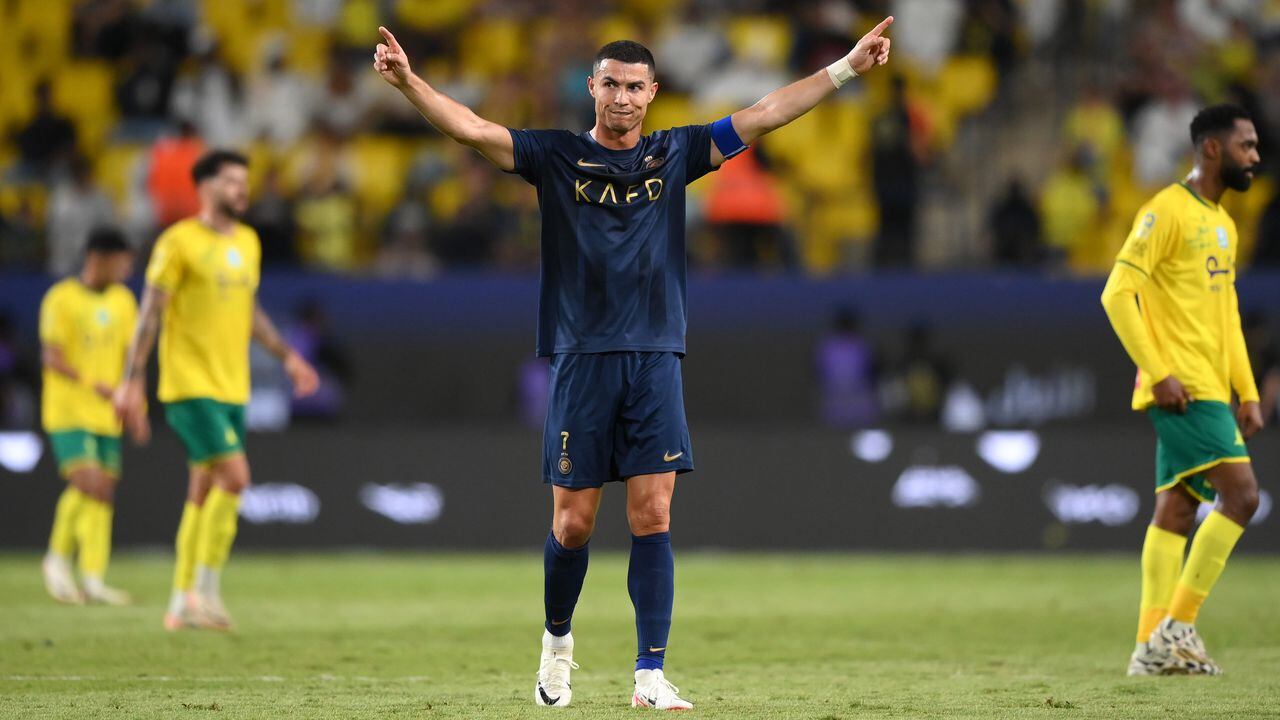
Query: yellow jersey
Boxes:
[
  {"xmin": 145, "ymin": 218, "xmax": 261, "ymax": 404},
  {"xmin": 39, "ymin": 278, "xmax": 137, "ymax": 435},
  {"xmin": 1102, "ymin": 182, "xmax": 1258, "ymax": 410}
]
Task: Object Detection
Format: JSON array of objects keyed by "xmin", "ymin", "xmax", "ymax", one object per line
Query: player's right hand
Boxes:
[
  {"xmin": 373, "ymin": 26, "xmax": 411, "ymax": 88},
  {"xmin": 112, "ymin": 377, "xmax": 143, "ymax": 420},
  {"xmin": 1152, "ymin": 375, "xmax": 1192, "ymax": 414}
]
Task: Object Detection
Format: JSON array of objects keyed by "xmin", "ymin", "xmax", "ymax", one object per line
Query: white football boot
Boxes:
[
  {"xmin": 82, "ymin": 576, "xmax": 132, "ymax": 606},
  {"xmin": 42, "ymin": 554, "xmax": 84, "ymax": 605},
  {"xmin": 535, "ymin": 630, "xmax": 578, "ymax": 707},
  {"xmin": 1148, "ymin": 617, "xmax": 1222, "ymax": 675},
  {"xmin": 1127, "ymin": 641, "xmax": 1171, "ymax": 676},
  {"xmin": 631, "ymin": 668, "xmax": 693, "ymax": 710}
]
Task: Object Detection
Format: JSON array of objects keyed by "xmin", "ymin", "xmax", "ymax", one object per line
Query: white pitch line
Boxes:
[{"xmin": 4, "ymin": 675, "xmax": 432, "ymax": 683}]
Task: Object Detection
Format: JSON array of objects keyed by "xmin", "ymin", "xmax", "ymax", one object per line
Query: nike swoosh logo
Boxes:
[
  {"xmin": 648, "ymin": 646, "xmax": 665, "ymax": 653},
  {"xmin": 538, "ymin": 685, "xmax": 560, "ymax": 705},
  {"xmin": 663, "ymin": 451, "xmax": 684, "ymax": 462},
  {"xmin": 549, "ymin": 618, "xmax": 569, "ymax": 626},
  {"xmin": 577, "ymin": 158, "xmax": 606, "ymax": 168}
]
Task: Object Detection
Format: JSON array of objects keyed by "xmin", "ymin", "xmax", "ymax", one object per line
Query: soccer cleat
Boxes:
[
  {"xmin": 1127, "ymin": 642, "xmax": 1172, "ymax": 676},
  {"xmin": 534, "ymin": 631, "xmax": 579, "ymax": 707},
  {"xmin": 190, "ymin": 592, "xmax": 235, "ymax": 631},
  {"xmin": 83, "ymin": 581, "xmax": 133, "ymax": 606},
  {"xmin": 163, "ymin": 592, "xmax": 200, "ymax": 631},
  {"xmin": 1148, "ymin": 617, "xmax": 1222, "ymax": 675},
  {"xmin": 42, "ymin": 555, "xmax": 84, "ymax": 605},
  {"xmin": 631, "ymin": 669, "xmax": 693, "ymax": 710}
]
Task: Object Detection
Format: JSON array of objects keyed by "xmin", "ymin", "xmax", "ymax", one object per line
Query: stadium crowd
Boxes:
[{"xmin": 1, "ymin": 0, "xmax": 1280, "ymax": 275}]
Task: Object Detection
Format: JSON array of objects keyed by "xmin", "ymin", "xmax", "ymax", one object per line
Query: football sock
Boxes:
[
  {"xmin": 1169, "ymin": 510, "xmax": 1244, "ymax": 624},
  {"xmin": 629, "ymin": 532, "xmax": 674, "ymax": 672},
  {"xmin": 48, "ymin": 486, "xmax": 85, "ymax": 559},
  {"xmin": 195, "ymin": 486, "xmax": 241, "ymax": 575},
  {"xmin": 1136, "ymin": 524, "xmax": 1186, "ymax": 643},
  {"xmin": 173, "ymin": 501, "xmax": 203, "ymax": 592},
  {"xmin": 75, "ymin": 498, "xmax": 113, "ymax": 580},
  {"xmin": 544, "ymin": 532, "xmax": 589, "ymax": 637}
]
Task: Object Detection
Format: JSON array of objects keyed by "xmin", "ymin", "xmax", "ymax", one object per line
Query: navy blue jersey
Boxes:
[{"xmin": 508, "ymin": 125, "xmax": 718, "ymax": 356}]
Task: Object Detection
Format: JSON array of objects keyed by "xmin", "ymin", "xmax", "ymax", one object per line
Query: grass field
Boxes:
[{"xmin": 2, "ymin": 552, "xmax": 1280, "ymax": 719}]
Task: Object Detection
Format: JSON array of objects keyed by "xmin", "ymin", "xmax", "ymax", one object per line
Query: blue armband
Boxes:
[{"xmin": 710, "ymin": 116, "xmax": 748, "ymax": 160}]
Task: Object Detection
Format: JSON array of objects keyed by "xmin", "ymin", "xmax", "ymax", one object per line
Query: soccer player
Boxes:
[
  {"xmin": 40, "ymin": 228, "xmax": 148, "ymax": 605},
  {"xmin": 1102, "ymin": 105, "xmax": 1264, "ymax": 675},
  {"xmin": 114, "ymin": 150, "xmax": 319, "ymax": 631},
  {"xmin": 373, "ymin": 19, "xmax": 893, "ymax": 708}
]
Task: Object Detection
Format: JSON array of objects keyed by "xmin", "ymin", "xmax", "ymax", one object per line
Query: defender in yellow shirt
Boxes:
[
  {"xmin": 40, "ymin": 229, "xmax": 148, "ymax": 606},
  {"xmin": 1102, "ymin": 105, "xmax": 1264, "ymax": 677},
  {"xmin": 115, "ymin": 150, "xmax": 319, "ymax": 631}
]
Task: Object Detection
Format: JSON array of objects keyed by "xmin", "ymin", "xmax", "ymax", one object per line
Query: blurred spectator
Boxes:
[
  {"xmin": 73, "ymin": 0, "xmax": 136, "ymax": 60},
  {"xmin": 0, "ymin": 199, "xmax": 44, "ymax": 271},
  {"xmin": 295, "ymin": 149, "xmax": 360, "ymax": 272},
  {"xmin": 286, "ymin": 300, "xmax": 352, "ymax": 421},
  {"xmin": 703, "ymin": 148, "xmax": 794, "ymax": 269},
  {"xmin": 170, "ymin": 38, "xmax": 246, "ymax": 148},
  {"xmin": 46, "ymin": 156, "xmax": 118, "ymax": 277},
  {"xmin": 989, "ymin": 179, "xmax": 1042, "ymax": 267},
  {"xmin": 375, "ymin": 180, "xmax": 438, "ymax": 279},
  {"xmin": 317, "ymin": 56, "xmax": 378, "ymax": 138},
  {"xmin": 814, "ymin": 307, "xmax": 880, "ymax": 427},
  {"xmin": 245, "ymin": 167, "xmax": 300, "ymax": 268},
  {"xmin": 871, "ymin": 77, "xmax": 924, "ymax": 268},
  {"xmin": 789, "ymin": 1, "xmax": 858, "ymax": 75},
  {"xmin": 1255, "ymin": 190, "xmax": 1280, "ymax": 268},
  {"xmin": 1040, "ymin": 146, "xmax": 1101, "ymax": 268},
  {"xmin": 247, "ymin": 42, "xmax": 317, "ymax": 145},
  {"xmin": 655, "ymin": 5, "xmax": 729, "ymax": 93},
  {"xmin": 0, "ymin": 311, "xmax": 38, "ymax": 429},
  {"xmin": 146, "ymin": 121, "xmax": 205, "ymax": 228},
  {"xmin": 116, "ymin": 36, "xmax": 179, "ymax": 140},
  {"xmin": 1131, "ymin": 76, "xmax": 1198, "ymax": 188},
  {"xmin": 961, "ymin": 0, "xmax": 1019, "ymax": 80},
  {"xmin": 884, "ymin": 322, "xmax": 952, "ymax": 424},
  {"xmin": 890, "ymin": 0, "xmax": 963, "ymax": 73},
  {"xmin": 696, "ymin": 41, "xmax": 788, "ymax": 109},
  {"xmin": 11, "ymin": 83, "xmax": 77, "ymax": 180},
  {"xmin": 517, "ymin": 356, "xmax": 551, "ymax": 428},
  {"xmin": 432, "ymin": 154, "xmax": 507, "ymax": 266},
  {"xmin": 1063, "ymin": 83, "xmax": 1125, "ymax": 174}
]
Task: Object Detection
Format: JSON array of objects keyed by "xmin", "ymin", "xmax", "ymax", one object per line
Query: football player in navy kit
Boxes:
[{"xmin": 374, "ymin": 19, "xmax": 893, "ymax": 709}]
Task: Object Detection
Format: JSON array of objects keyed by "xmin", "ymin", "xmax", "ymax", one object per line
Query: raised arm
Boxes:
[
  {"xmin": 712, "ymin": 16, "xmax": 893, "ymax": 165},
  {"xmin": 253, "ymin": 302, "xmax": 320, "ymax": 398},
  {"xmin": 373, "ymin": 26, "xmax": 515, "ymax": 171}
]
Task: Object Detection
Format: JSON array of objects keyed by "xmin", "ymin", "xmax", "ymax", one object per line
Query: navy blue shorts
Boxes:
[{"xmin": 543, "ymin": 352, "xmax": 694, "ymax": 488}]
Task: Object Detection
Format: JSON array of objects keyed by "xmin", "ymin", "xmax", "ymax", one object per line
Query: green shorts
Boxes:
[
  {"xmin": 1148, "ymin": 400, "xmax": 1250, "ymax": 503},
  {"xmin": 164, "ymin": 398, "xmax": 247, "ymax": 467},
  {"xmin": 48, "ymin": 430, "xmax": 122, "ymax": 479}
]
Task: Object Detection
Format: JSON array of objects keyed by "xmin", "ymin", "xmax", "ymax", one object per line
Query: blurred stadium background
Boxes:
[{"xmin": 2, "ymin": 0, "xmax": 1280, "ymax": 555}]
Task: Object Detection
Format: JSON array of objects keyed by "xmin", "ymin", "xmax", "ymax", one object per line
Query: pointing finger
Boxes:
[
  {"xmin": 378, "ymin": 26, "xmax": 402, "ymax": 51},
  {"xmin": 867, "ymin": 15, "xmax": 893, "ymax": 38}
]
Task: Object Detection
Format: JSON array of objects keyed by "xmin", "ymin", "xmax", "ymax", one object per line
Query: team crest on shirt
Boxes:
[
  {"xmin": 95, "ymin": 308, "xmax": 110, "ymax": 326},
  {"xmin": 1216, "ymin": 227, "xmax": 1228, "ymax": 248},
  {"xmin": 226, "ymin": 248, "xmax": 243, "ymax": 268},
  {"xmin": 643, "ymin": 155, "xmax": 666, "ymax": 169}
]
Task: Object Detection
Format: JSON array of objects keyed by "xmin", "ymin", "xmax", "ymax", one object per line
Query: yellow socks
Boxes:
[
  {"xmin": 1168, "ymin": 510, "xmax": 1245, "ymax": 625},
  {"xmin": 172, "ymin": 501, "xmax": 203, "ymax": 592},
  {"xmin": 48, "ymin": 487, "xmax": 85, "ymax": 559},
  {"xmin": 195, "ymin": 487, "xmax": 242, "ymax": 572},
  {"xmin": 75, "ymin": 498, "xmax": 114, "ymax": 579},
  {"xmin": 1137, "ymin": 524, "xmax": 1187, "ymax": 642}
]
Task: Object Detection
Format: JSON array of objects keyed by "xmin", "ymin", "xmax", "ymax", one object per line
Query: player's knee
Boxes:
[
  {"xmin": 215, "ymin": 462, "xmax": 251, "ymax": 494},
  {"xmin": 1222, "ymin": 484, "xmax": 1260, "ymax": 523},
  {"xmin": 555, "ymin": 515, "xmax": 595, "ymax": 548},
  {"xmin": 627, "ymin": 501, "xmax": 671, "ymax": 535}
]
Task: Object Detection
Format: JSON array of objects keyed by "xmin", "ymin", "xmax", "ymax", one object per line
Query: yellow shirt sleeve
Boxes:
[
  {"xmin": 1101, "ymin": 204, "xmax": 1174, "ymax": 383},
  {"xmin": 38, "ymin": 286, "xmax": 67, "ymax": 347},
  {"xmin": 145, "ymin": 231, "xmax": 185, "ymax": 291},
  {"xmin": 1227, "ymin": 283, "xmax": 1260, "ymax": 403}
]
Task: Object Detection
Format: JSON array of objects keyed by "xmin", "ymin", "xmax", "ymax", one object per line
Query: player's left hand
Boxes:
[
  {"xmin": 126, "ymin": 407, "xmax": 151, "ymax": 446},
  {"xmin": 847, "ymin": 16, "xmax": 893, "ymax": 74},
  {"xmin": 284, "ymin": 350, "xmax": 321, "ymax": 398},
  {"xmin": 1238, "ymin": 400, "xmax": 1264, "ymax": 440}
]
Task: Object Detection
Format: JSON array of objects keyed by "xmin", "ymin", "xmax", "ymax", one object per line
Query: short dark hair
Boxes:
[
  {"xmin": 1190, "ymin": 104, "xmax": 1252, "ymax": 147},
  {"xmin": 191, "ymin": 149, "xmax": 249, "ymax": 184},
  {"xmin": 594, "ymin": 40, "xmax": 655, "ymax": 78},
  {"xmin": 84, "ymin": 227, "xmax": 130, "ymax": 255}
]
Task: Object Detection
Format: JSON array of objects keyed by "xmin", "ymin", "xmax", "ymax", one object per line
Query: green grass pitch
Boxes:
[{"xmin": 3, "ymin": 552, "xmax": 1279, "ymax": 718}]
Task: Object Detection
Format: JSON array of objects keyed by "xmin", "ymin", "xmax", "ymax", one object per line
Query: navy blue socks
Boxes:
[
  {"xmin": 628, "ymin": 532, "xmax": 674, "ymax": 671},
  {"xmin": 544, "ymin": 532, "xmax": 589, "ymax": 636}
]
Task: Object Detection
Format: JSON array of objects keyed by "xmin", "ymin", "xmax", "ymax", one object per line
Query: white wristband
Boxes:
[{"xmin": 826, "ymin": 56, "xmax": 858, "ymax": 88}]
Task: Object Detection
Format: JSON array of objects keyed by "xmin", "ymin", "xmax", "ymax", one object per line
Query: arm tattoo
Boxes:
[
  {"xmin": 123, "ymin": 288, "xmax": 166, "ymax": 381},
  {"xmin": 252, "ymin": 303, "xmax": 291, "ymax": 361}
]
